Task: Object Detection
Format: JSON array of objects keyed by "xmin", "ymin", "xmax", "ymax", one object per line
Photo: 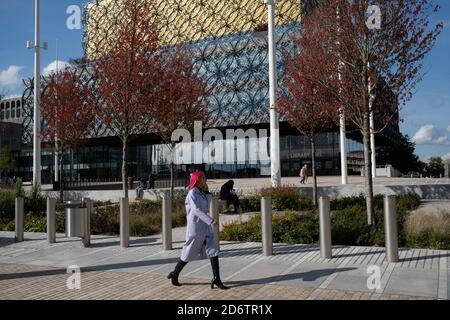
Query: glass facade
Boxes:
[{"xmin": 11, "ymin": 132, "xmax": 364, "ymax": 183}]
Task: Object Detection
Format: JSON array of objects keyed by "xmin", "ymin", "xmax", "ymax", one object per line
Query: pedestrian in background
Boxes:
[{"xmin": 300, "ymin": 164, "xmax": 308, "ymax": 184}]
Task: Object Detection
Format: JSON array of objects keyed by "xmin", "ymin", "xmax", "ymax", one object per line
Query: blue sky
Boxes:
[{"xmin": 0, "ymin": 0, "xmax": 449, "ymax": 161}]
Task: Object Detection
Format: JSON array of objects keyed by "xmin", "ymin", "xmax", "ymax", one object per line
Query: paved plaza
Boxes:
[
  {"xmin": 30, "ymin": 176, "xmax": 450, "ymax": 203},
  {"xmin": 0, "ymin": 229, "xmax": 448, "ymax": 300}
]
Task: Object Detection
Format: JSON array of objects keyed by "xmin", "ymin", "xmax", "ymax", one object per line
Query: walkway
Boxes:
[{"xmin": 0, "ymin": 231, "xmax": 448, "ymax": 300}]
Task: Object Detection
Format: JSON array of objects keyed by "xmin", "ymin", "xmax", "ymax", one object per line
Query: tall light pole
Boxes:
[
  {"xmin": 370, "ymin": 112, "xmax": 376, "ymax": 177},
  {"xmin": 54, "ymin": 39, "xmax": 59, "ymax": 184},
  {"xmin": 337, "ymin": 7, "xmax": 348, "ymax": 185},
  {"xmin": 368, "ymin": 62, "xmax": 376, "ymax": 178},
  {"xmin": 340, "ymin": 110, "xmax": 348, "ymax": 184},
  {"xmin": 265, "ymin": 0, "xmax": 281, "ymax": 187},
  {"xmin": 27, "ymin": 0, "xmax": 47, "ymax": 188}
]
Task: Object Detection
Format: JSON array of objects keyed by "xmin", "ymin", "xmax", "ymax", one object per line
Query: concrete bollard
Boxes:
[
  {"xmin": 82, "ymin": 198, "xmax": 92, "ymax": 247},
  {"xmin": 261, "ymin": 197, "xmax": 273, "ymax": 256},
  {"xmin": 319, "ymin": 197, "xmax": 332, "ymax": 259},
  {"xmin": 120, "ymin": 197, "xmax": 129, "ymax": 248},
  {"xmin": 384, "ymin": 195, "xmax": 399, "ymax": 263},
  {"xmin": 15, "ymin": 197, "xmax": 24, "ymax": 242},
  {"xmin": 209, "ymin": 197, "xmax": 220, "ymax": 251},
  {"xmin": 162, "ymin": 193, "xmax": 172, "ymax": 251},
  {"xmin": 47, "ymin": 198, "xmax": 56, "ymax": 244}
]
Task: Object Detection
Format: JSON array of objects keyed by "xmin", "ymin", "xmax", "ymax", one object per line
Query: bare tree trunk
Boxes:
[
  {"xmin": 363, "ymin": 116, "xmax": 374, "ymax": 225},
  {"xmin": 122, "ymin": 138, "xmax": 129, "ymax": 199},
  {"xmin": 310, "ymin": 137, "xmax": 318, "ymax": 206},
  {"xmin": 59, "ymin": 149, "xmax": 64, "ymax": 203}
]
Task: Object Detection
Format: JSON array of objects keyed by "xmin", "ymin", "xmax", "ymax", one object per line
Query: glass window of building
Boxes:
[
  {"xmin": 16, "ymin": 100, "xmax": 21, "ymax": 117},
  {"xmin": 11, "ymin": 101, "xmax": 15, "ymax": 118},
  {"xmin": 5, "ymin": 102, "xmax": 10, "ymax": 119},
  {"xmin": 0, "ymin": 103, "xmax": 4, "ymax": 119}
]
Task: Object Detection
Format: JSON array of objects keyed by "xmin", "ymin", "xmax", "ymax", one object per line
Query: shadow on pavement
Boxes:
[
  {"xmin": 89, "ymin": 237, "xmax": 159, "ymax": 248},
  {"xmin": 0, "ymin": 257, "xmax": 181, "ymax": 281},
  {"xmin": 0, "ymin": 237, "xmax": 16, "ymax": 248},
  {"xmin": 220, "ymin": 267, "xmax": 357, "ymax": 288}
]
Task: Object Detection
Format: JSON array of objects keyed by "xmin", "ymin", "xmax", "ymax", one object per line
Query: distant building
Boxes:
[
  {"xmin": 11, "ymin": 0, "xmax": 402, "ymax": 184},
  {"xmin": 0, "ymin": 96, "xmax": 23, "ymax": 152},
  {"xmin": 0, "ymin": 96, "xmax": 26, "ymax": 125}
]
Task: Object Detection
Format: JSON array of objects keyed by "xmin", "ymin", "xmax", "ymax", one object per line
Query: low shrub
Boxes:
[
  {"xmin": 240, "ymin": 195, "xmax": 261, "ymax": 212},
  {"xmin": 404, "ymin": 210, "xmax": 450, "ymax": 250},
  {"xmin": 272, "ymin": 211, "xmax": 319, "ymax": 244},
  {"xmin": 330, "ymin": 194, "xmax": 384, "ymax": 211},
  {"xmin": 220, "ymin": 214, "xmax": 262, "ymax": 242},
  {"xmin": 395, "ymin": 193, "xmax": 421, "ymax": 212},
  {"xmin": 331, "ymin": 205, "xmax": 375, "ymax": 246},
  {"xmin": 220, "ymin": 211, "xmax": 319, "ymax": 244},
  {"xmin": 24, "ymin": 214, "xmax": 47, "ymax": 233},
  {"xmin": 260, "ymin": 186, "xmax": 314, "ymax": 211},
  {"xmin": 0, "ymin": 189, "xmax": 15, "ymax": 220},
  {"xmin": 90, "ymin": 199, "xmax": 186, "ymax": 236},
  {"xmin": 221, "ymin": 193, "xmax": 424, "ymax": 248}
]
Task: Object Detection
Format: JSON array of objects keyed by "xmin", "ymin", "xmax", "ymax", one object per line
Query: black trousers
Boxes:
[{"xmin": 225, "ymin": 195, "xmax": 240, "ymax": 212}]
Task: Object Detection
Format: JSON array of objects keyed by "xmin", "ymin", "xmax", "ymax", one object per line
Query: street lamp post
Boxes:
[
  {"xmin": 340, "ymin": 110, "xmax": 348, "ymax": 185},
  {"xmin": 27, "ymin": 0, "xmax": 47, "ymax": 188},
  {"xmin": 265, "ymin": 0, "xmax": 281, "ymax": 188},
  {"xmin": 370, "ymin": 112, "xmax": 376, "ymax": 177}
]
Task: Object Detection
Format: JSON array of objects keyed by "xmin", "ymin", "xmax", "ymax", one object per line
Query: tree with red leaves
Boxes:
[
  {"xmin": 151, "ymin": 47, "xmax": 209, "ymax": 198},
  {"xmin": 299, "ymin": 0, "xmax": 442, "ymax": 224},
  {"xmin": 90, "ymin": 0, "xmax": 161, "ymax": 198},
  {"xmin": 277, "ymin": 35, "xmax": 339, "ymax": 206},
  {"xmin": 41, "ymin": 68, "xmax": 95, "ymax": 201}
]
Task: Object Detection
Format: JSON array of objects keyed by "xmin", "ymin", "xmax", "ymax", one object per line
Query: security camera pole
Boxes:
[
  {"xmin": 27, "ymin": 0, "xmax": 47, "ymax": 188},
  {"xmin": 265, "ymin": 0, "xmax": 281, "ymax": 187}
]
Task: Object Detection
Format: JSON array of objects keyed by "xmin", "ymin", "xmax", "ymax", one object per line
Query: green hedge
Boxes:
[
  {"xmin": 239, "ymin": 186, "xmax": 315, "ymax": 213},
  {"xmin": 90, "ymin": 199, "xmax": 187, "ymax": 236},
  {"xmin": 221, "ymin": 193, "xmax": 449, "ymax": 250},
  {"xmin": 0, "ymin": 197, "xmax": 187, "ymax": 237},
  {"xmin": 221, "ymin": 211, "xmax": 319, "ymax": 244},
  {"xmin": 0, "ymin": 185, "xmax": 46, "ymax": 220},
  {"xmin": 261, "ymin": 186, "xmax": 315, "ymax": 211}
]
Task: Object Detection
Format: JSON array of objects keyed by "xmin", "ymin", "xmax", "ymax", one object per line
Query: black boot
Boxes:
[
  {"xmin": 168, "ymin": 259, "xmax": 187, "ymax": 287},
  {"xmin": 210, "ymin": 256, "xmax": 229, "ymax": 290}
]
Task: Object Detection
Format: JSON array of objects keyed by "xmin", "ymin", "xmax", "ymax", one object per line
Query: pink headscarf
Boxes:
[{"xmin": 189, "ymin": 171, "xmax": 205, "ymax": 190}]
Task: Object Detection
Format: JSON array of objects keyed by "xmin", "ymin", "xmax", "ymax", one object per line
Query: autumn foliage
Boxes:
[
  {"xmin": 41, "ymin": 68, "xmax": 94, "ymax": 149},
  {"xmin": 287, "ymin": 0, "xmax": 442, "ymax": 223}
]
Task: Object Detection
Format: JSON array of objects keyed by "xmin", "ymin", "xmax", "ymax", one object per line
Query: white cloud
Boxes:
[
  {"xmin": 442, "ymin": 152, "xmax": 450, "ymax": 161},
  {"xmin": 0, "ymin": 65, "xmax": 24, "ymax": 91},
  {"xmin": 448, "ymin": 125, "xmax": 450, "ymax": 133},
  {"xmin": 42, "ymin": 60, "xmax": 71, "ymax": 76},
  {"xmin": 412, "ymin": 125, "xmax": 450, "ymax": 146}
]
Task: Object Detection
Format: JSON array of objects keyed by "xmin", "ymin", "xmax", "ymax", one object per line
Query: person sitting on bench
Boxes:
[
  {"xmin": 135, "ymin": 177, "xmax": 147, "ymax": 200},
  {"xmin": 219, "ymin": 180, "xmax": 240, "ymax": 213}
]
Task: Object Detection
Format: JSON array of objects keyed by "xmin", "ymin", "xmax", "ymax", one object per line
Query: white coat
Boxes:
[{"xmin": 180, "ymin": 187, "xmax": 219, "ymax": 262}]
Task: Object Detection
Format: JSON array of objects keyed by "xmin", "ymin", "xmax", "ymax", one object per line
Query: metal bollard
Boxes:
[
  {"xmin": 209, "ymin": 197, "xmax": 220, "ymax": 251},
  {"xmin": 82, "ymin": 198, "xmax": 92, "ymax": 247},
  {"xmin": 384, "ymin": 195, "xmax": 399, "ymax": 263},
  {"xmin": 162, "ymin": 193, "xmax": 172, "ymax": 251},
  {"xmin": 319, "ymin": 197, "xmax": 332, "ymax": 259},
  {"xmin": 261, "ymin": 197, "xmax": 273, "ymax": 256},
  {"xmin": 120, "ymin": 197, "xmax": 129, "ymax": 248},
  {"xmin": 15, "ymin": 197, "xmax": 24, "ymax": 242},
  {"xmin": 47, "ymin": 198, "xmax": 56, "ymax": 244}
]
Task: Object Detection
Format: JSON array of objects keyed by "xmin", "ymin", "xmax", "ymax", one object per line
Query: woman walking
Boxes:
[{"xmin": 168, "ymin": 171, "xmax": 229, "ymax": 290}]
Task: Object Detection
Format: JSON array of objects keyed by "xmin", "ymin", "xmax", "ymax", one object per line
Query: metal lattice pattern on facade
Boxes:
[{"xmin": 22, "ymin": 0, "xmax": 304, "ymax": 144}]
